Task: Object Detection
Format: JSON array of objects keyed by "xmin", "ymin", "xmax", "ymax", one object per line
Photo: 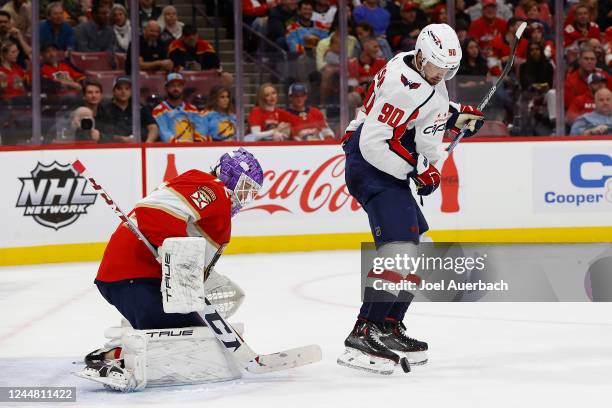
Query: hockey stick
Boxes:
[
  {"xmin": 446, "ymin": 21, "xmax": 527, "ymax": 153},
  {"xmin": 72, "ymin": 160, "xmax": 322, "ymax": 373}
]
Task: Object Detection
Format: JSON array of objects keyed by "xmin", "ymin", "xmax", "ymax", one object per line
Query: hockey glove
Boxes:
[
  {"xmin": 410, "ymin": 154, "xmax": 441, "ymax": 196},
  {"xmin": 446, "ymin": 104, "xmax": 485, "ymax": 138}
]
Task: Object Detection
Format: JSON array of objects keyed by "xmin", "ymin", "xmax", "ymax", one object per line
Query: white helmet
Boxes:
[{"xmin": 415, "ymin": 23, "xmax": 462, "ymax": 80}]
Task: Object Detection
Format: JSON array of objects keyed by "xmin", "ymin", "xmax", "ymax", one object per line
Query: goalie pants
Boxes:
[
  {"xmin": 343, "ymin": 125, "xmax": 428, "ymax": 324},
  {"xmin": 95, "ymin": 278, "xmax": 205, "ymax": 330}
]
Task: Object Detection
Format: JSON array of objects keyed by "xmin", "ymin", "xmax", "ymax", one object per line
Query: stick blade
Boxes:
[
  {"xmin": 515, "ymin": 21, "xmax": 527, "ymax": 40},
  {"xmin": 246, "ymin": 344, "xmax": 322, "ymax": 374}
]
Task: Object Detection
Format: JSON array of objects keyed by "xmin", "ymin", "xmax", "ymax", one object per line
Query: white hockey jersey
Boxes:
[{"xmin": 346, "ymin": 51, "xmax": 459, "ymax": 180}]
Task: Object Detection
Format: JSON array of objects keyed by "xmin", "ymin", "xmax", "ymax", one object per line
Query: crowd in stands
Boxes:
[
  {"xmin": 1, "ymin": 0, "xmax": 611, "ymax": 144},
  {"xmin": 245, "ymin": 0, "xmax": 611, "ymax": 137}
]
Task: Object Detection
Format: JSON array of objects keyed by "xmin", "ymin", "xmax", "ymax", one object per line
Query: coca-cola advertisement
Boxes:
[{"xmin": 146, "ymin": 146, "xmax": 372, "ymax": 237}]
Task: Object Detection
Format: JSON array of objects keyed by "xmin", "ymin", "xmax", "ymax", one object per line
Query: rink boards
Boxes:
[{"xmin": 1, "ymin": 138, "xmax": 611, "ymax": 265}]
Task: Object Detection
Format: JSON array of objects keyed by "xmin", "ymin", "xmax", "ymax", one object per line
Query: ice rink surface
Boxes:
[{"xmin": 1, "ymin": 250, "xmax": 611, "ymax": 408}]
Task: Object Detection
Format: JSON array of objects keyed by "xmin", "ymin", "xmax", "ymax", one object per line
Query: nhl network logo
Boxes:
[{"xmin": 16, "ymin": 161, "xmax": 97, "ymax": 230}]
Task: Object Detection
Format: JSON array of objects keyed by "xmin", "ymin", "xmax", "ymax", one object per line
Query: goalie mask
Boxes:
[
  {"xmin": 415, "ymin": 23, "xmax": 462, "ymax": 80},
  {"xmin": 214, "ymin": 148, "xmax": 264, "ymax": 217}
]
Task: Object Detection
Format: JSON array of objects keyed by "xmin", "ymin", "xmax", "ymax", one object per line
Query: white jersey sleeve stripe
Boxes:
[{"xmin": 137, "ymin": 186, "xmax": 200, "ymax": 223}]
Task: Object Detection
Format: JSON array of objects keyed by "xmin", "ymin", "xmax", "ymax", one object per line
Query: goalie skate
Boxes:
[{"xmin": 74, "ymin": 360, "xmax": 139, "ymax": 392}]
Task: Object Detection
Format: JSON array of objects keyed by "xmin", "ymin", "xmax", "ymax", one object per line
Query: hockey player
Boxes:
[
  {"xmin": 82, "ymin": 148, "xmax": 263, "ymax": 385},
  {"xmin": 338, "ymin": 24, "xmax": 484, "ymax": 374}
]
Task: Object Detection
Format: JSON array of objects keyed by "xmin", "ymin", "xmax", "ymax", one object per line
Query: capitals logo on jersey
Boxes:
[{"xmin": 400, "ymin": 74, "xmax": 421, "ymax": 89}]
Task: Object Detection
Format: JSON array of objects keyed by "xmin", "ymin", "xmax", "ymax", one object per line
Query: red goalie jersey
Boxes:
[{"xmin": 96, "ymin": 170, "xmax": 232, "ymax": 283}]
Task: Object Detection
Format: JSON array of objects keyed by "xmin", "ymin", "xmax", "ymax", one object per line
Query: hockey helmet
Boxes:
[
  {"xmin": 214, "ymin": 148, "xmax": 264, "ymax": 217},
  {"xmin": 415, "ymin": 24, "xmax": 462, "ymax": 80}
]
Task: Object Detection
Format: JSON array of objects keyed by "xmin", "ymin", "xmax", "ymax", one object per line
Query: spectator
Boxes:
[
  {"xmin": 66, "ymin": 80, "xmax": 105, "ymax": 142},
  {"xmin": 126, "ymin": 20, "xmax": 172, "ymax": 74},
  {"xmin": 488, "ymin": 17, "xmax": 525, "ymax": 77},
  {"xmin": 169, "ymin": 24, "xmax": 220, "ymax": 71},
  {"xmin": 158, "ymin": 5, "xmax": 183, "ymax": 44},
  {"xmin": 564, "ymin": 5, "xmax": 601, "ymax": 50},
  {"xmin": 567, "ymin": 72, "xmax": 610, "ymax": 123},
  {"xmin": 139, "ymin": 0, "xmax": 162, "ymax": 30},
  {"xmin": 354, "ymin": 21, "xmax": 392, "ymax": 61},
  {"xmin": 268, "ymin": 0, "xmax": 298, "ymax": 48},
  {"xmin": 152, "ymin": 73, "xmax": 208, "ymax": 142},
  {"xmin": 586, "ymin": 38, "xmax": 608, "ymax": 71},
  {"xmin": 514, "ymin": 0, "xmax": 552, "ymax": 29},
  {"xmin": 111, "ymin": 4, "xmax": 131, "ymax": 53},
  {"xmin": 516, "ymin": 22, "xmax": 554, "ymax": 64},
  {"xmin": 247, "ymin": 83, "xmax": 291, "ymax": 141},
  {"xmin": 70, "ymin": 106, "xmax": 100, "ymax": 142},
  {"xmin": 244, "ymin": 0, "xmax": 275, "ymax": 39},
  {"xmin": 570, "ymin": 88, "xmax": 612, "ymax": 135},
  {"xmin": 285, "ymin": 82, "xmax": 334, "ymax": 140},
  {"xmin": 353, "ymin": 0, "xmax": 390, "ymax": 38},
  {"xmin": 429, "ymin": 3, "xmax": 448, "ymax": 24},
  {"xmin": 317, "ymin": 31, "xmax": 358, "ymax": 105},
  {"xmin": 80, "ymin": 79, "xmax": 104, "ymax": 119},
  {"xmin": 39, "ymin": 2, "xmax": 76, "ymax": 52},
  {"xmin": 285, "ymin": 0, "xmax": 328, "ymax": 56},
  {"xmin": 1, "ymin": 0, "xmax": 30, "ymax": 35},
  {"xmin": 468, "ymin": 0, "xmax": 507, "ymax": 58},
  {"xmin": 465, "ymin": 0, "xmax": 512, "ymax": 21},
  {"xmin": 457, "ymin": 38, "xmax": 489, "ymax": 107},
  {"xmin": 40, "ymin": 43, "xmax": 84, "ymax": 104},
  {"xmin": 458, "ymin": 38, "xmax": 488, "ymax": 77},
  {"xmin": 203, "ymin": 85, "xmax": 237, "ymax": 141},
  {"xmin": 387, "ymin": 2, "xmax": 426, "ymax": 53},
  {"xmin": 0, "ymin": 40, "xmax": 28, "ymax": 103},
  {"xmin": 347, "ymin": 36, "xmax": 385, "ymax": 105},
  {"xmin": 455, "ymin": 0, "xmax": 471, "ymax": 32},
  {"xmin": 564, "ymin": 48, "xmax": 612, "ymax": 109},
  {"xmin": 97, "ymin": 76, "xmax": 158, "ymax": 143},
  {"xmin": 75, "ymin": 3, "xmax": 116, "ymax": 52},
  {"xmin": 0, "ymin": 10, "xmax": 29, "ymax": 68},
  {"xmin": 519, "ymin": 41, "xmax": 556, "ymax": 132},
  {"xmin": 312, "ymin": 0, "xmax": 336, "ymax": 34}
]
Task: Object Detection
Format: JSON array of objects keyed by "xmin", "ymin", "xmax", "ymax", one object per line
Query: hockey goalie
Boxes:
[{"xmin": 76, "ymin": 148, "xmax": 263, "ymax": 391}]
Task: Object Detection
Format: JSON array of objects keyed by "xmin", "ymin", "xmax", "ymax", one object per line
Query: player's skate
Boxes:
[
  {"xmin": 337, "ymin": 320, "xmax": 409, "ymax": 375},
  {"xmin": 381, "ymin": 318, "xmax": 428, "ymax": 366},
  {"xmin": 75, "ymin": 359, "xmax": 138, "ymax": 392}
]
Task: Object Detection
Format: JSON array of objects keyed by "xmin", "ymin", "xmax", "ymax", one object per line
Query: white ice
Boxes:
[{"xmin": 1, "ymin": 250, "xmax": 611, "ymax": 407}]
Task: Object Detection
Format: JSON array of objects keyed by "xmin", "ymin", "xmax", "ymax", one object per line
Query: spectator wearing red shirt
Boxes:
[
  {"xmin": 0, "ymin": 40, "xmax": 28, "ymax": 101},
  {"xmin": 567, "ymin": 72, "xmax": 609, "ymax": 124},
  {"xmin": 564, "ymin": 5, "xmax": 601, "ymax": 49},
  {"xmin": 285, "ymin": 82, "xmax": 334, "ymax": 140},
  {"xmin": 40, "ymin": 43, "xmax": 84, "ymax": 102},
  {"xmin": 246, "ymin": 83, "xmax": 291, "ymax": 141},
  {"xmin": 514, "ymin": 0, "xmax": 552, "ymax": 28},
  {"xmin": 488, "ymin": 17, "xmax": 525, "ymax": 77},
  {"xmin": 467, "ymin": 0, "xmax": 507, "ymax": 58},
  {"xmin": 564, "ymin": 48, "xmax": 612, "ymax": 109},
  {"xmin": 348, "ymin": 36, "xmax": 385, "ymax": 103}
]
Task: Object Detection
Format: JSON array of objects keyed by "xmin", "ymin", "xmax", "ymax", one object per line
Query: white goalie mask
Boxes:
[{"xmin": 415, "ymin": 23, "xmax": 462, "ymax": 80}]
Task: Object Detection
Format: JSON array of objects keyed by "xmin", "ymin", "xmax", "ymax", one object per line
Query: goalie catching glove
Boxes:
[{"xmin": 446, "ymin": 104, "xmax": 485, "ymax": 138}]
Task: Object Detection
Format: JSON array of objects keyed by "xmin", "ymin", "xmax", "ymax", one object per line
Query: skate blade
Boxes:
[
  {"xmin": 405, "ymin": 351, "xmax": 428, "ymax": 366},
  {"xmin": 336, "ymin": 348, "xmax": 396, "ymax": 375}
]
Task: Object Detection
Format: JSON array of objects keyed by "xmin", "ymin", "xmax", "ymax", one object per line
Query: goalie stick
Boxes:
[
  {"xmin": 72, "ymin": 160, "xmax": 321, "ymax": 374},
  {"xmin": 446, "ymin": 21, "xmax": 527, "ymax": 153}
]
